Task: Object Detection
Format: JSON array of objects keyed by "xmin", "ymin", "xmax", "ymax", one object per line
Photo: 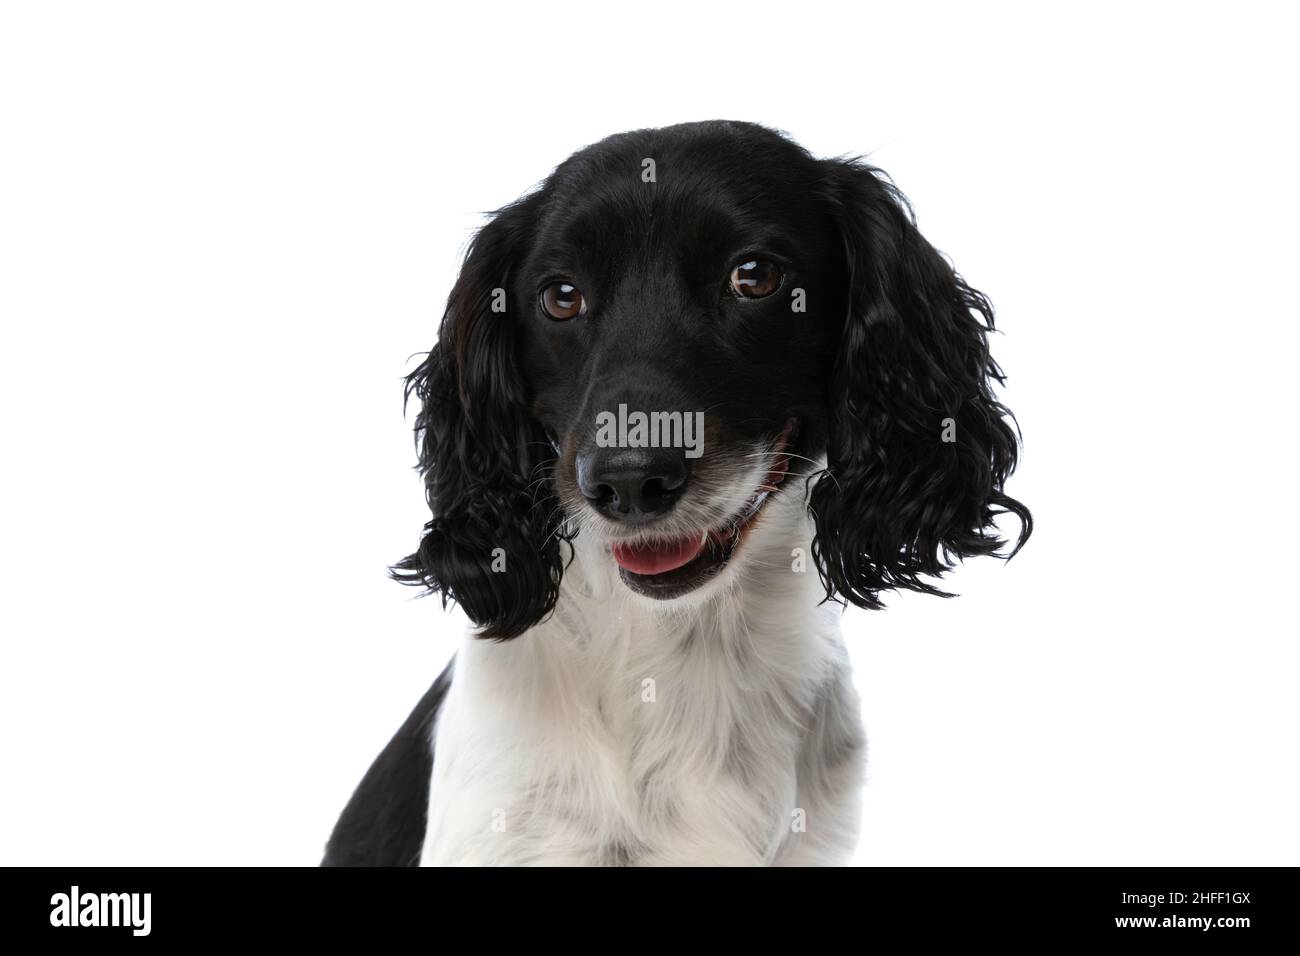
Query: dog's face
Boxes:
[
  {"xmin": 395, "ymin": 122, "xmax": 1029, "ymax": 638},
  {"xmin": 516, "ymin": 128, "xmax": 841, "ymax": 601}
]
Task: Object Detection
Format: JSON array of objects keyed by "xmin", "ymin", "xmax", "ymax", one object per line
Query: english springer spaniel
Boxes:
[{"xmin": 323, "ymin": 121, "xmax": 1030, "ymax": 866}]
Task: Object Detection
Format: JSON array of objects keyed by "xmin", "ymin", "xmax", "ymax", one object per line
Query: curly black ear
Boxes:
[
  {"xmin": 391, "ymin": 194, "xmax": 568, "ymax": 639},
  {"xmin": 809, "ymin": 160, "xmax": 1031, "ymax": 608}
]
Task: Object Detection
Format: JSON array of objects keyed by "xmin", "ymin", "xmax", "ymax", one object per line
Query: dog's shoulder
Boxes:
[{"xmin": 321, "ymin": 658, "xmax": 454, "ymax": 866}]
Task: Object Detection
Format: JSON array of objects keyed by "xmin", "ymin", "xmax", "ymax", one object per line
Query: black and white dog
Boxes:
[{"xmin": 323, "ymin": 121, "xmax": 1030, "ymax": 866}]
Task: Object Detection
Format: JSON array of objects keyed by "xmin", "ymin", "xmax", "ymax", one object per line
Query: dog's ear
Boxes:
[
  {"xmin": 391, "ymin": 193, "xmax": 568, "ymax": 639},
  {"xmin": 809, "ymin": 160, "xmax": 1031, "ymax": 608}
]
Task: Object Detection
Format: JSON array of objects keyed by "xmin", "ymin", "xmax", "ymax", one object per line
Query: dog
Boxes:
[{"xmin": 322, "ymin": 121, "xmax": 1030, "ymax": 866}]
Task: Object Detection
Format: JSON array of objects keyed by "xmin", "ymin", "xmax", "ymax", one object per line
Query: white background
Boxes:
[{"xmin": 2, "ymin": 1, "xmax": 1297, "ymax": 866}]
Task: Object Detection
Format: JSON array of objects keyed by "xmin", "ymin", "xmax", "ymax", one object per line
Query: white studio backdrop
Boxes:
[{"xmin": 1, "ymin": 1, "xmax": 1296, "ymax": 865}]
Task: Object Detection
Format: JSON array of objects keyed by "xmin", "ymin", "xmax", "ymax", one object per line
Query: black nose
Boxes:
[{"xmin": 576, "ymin": 446, "xmax": 690, "ymax": 521}]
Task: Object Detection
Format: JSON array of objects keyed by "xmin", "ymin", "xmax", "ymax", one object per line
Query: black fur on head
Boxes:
[
  {"xmin": 808, "ymin": 159, "xmax": 1031, "ymax": 607},
  {"xmin": 390, "ymin": 192, "xmax": 571, "ymax": 640},
  {"xmin": 394, "ymin": 121, "xmax": 1030, "ymax": 637}
]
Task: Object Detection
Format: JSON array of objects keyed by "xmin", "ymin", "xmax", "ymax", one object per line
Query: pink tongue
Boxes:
[{"xmin": 612, "ymin": 535, "xmax": 706, "ymax": 575}]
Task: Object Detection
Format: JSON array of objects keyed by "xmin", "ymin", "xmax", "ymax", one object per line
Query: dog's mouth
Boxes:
[{"xmin": 610, "ymin": 425, "xmax": 794, "ymax": 599}]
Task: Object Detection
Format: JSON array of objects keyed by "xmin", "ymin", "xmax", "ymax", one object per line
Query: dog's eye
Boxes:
[
  {"xmin": 540, "ymin": 282, "xmax": 587, "ymax": 320},
  {"xmin": 730, "ymin": 259, "xmax": 783, "ymax": 299}
]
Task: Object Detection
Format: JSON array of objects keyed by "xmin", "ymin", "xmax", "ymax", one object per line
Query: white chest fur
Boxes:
[{"xmin": 420, "ymin": 510, "xmax": 866, "ymax": 867}]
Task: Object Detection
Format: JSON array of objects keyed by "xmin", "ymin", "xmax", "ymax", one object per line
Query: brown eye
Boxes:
[
  {"xmin": 540, "ymin": 282, "xmax": 587, "ymax": 320},
  {"xmin": 730, "ymin": 259, "xmax": 783, "ymax": 299}
]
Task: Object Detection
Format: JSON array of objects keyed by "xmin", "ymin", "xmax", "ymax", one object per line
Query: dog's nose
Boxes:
[{"xmin": 576, "ymin": 446, "xmax": 690, "ymax": 521}]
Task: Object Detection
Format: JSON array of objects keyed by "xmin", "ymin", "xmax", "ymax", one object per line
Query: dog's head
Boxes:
[{"xmin": 394, "ymin": 121, "xmax": 1030, "ymax": 638}]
